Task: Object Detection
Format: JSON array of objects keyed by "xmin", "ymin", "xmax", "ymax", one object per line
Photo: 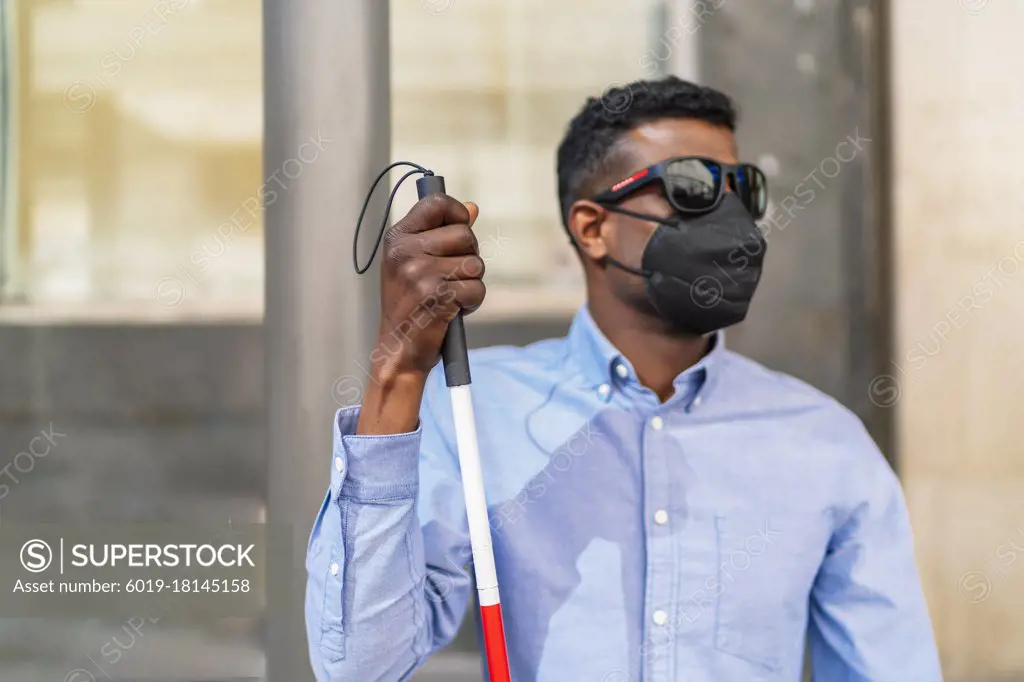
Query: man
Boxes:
[{"xmin": 305, "ymin": 77, "xmax": 942, "ymax": 681}]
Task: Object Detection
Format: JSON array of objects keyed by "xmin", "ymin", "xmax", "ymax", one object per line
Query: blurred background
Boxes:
[{"xmin": 0, "ymin": 0, "xmax": 1021, "ymax": 680}]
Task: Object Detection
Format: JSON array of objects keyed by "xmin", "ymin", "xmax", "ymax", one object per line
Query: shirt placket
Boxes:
[{"xmin": 641, "ymin": 409, "xmax": 677, "ymax": 682}]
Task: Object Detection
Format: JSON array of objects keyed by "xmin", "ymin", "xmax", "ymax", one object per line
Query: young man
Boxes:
[{"xmin": 305, "ymin": 77, "xmax": 942, "ymax": 681}]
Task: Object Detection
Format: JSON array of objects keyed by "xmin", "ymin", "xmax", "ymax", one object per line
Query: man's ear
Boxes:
[{"xmin": 567, "ymin": 200, "xmax": 609, "ymax": 260}]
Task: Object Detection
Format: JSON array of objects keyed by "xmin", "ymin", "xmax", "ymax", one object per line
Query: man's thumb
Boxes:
[{"xmin": 464, "ymin": 201, "xmax": 479, "ymax": 228}]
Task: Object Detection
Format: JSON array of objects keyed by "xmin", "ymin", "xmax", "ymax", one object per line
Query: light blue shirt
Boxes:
[{"xmin": 305, "ymin": 306, "xmax": 941, "ymax": 681}]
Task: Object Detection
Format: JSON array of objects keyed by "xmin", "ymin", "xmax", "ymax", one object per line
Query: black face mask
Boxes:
[{"xmin": 603, "ymin": 193, "xmax": 767, "ymax": 336}]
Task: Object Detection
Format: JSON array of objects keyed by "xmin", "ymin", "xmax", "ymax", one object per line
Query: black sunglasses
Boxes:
[{"xmin": 594, "ymin": 156, "xmax": 768, "ymax": 219}]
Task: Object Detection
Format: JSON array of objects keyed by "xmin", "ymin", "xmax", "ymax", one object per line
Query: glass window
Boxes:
[
  {"xmin": 391, "ymin": 0, "xmax": 678, "ymax": 322},
  {"xmin": 1, "ymin": 0, "xmax": 262, "ymax": 315}
]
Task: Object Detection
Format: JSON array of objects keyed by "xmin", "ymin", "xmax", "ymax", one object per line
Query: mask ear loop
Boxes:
[
  {"xmin": 596, "ymin": 202, "xmax": 658, "ymax": 279},
  {"xmin": 352, "ymin": 161, "xmax": 432, "ymax": 274}
]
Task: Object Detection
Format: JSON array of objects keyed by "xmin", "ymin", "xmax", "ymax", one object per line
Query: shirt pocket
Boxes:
[
  {"xmin": 713, "ymin": 511, "xmax": 830, "ymax": 672},
  {"xmin": 306, "ymin": 489, "xmax": 347, "ymax": 659}
]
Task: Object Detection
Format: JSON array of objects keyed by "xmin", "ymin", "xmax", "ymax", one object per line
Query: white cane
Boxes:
[{"xmin": 414, "ymin": 174, "xmax": 512, "ymax": 682}]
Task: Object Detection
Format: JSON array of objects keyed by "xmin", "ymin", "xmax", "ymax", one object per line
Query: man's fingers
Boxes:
[
  {"xmin": 396, "ymin": 194, "xmax": 471, "ymax": 234},
  {"xmin": 432, "ymin": 254, "xmax": 486, "ymax": 281},
  {"xmin": 418, "ymin": 224, "xmax": 479, "ymax": 257},
  {"xmin": 448, "ymin": 279, "xmax": 487, "ymax": 313}
]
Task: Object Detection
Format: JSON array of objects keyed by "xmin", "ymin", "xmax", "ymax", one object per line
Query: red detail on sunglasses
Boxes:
[{"xmin": 611, "ymin": 168, "xmax": 649, "ymax": 193}]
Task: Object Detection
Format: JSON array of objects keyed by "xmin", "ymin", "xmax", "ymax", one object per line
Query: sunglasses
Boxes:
[{"xmin": 594, "ymin": 156, "xmax": 768, "ymax": 219}]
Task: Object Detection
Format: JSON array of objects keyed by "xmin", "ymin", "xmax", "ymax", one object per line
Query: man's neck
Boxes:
[{"xmin": 588, "ymin": 295, "xmax": 710, "ymax": 403}]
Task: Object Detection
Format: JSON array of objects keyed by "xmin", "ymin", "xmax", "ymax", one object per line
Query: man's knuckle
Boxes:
[
  {"xmin": 415, "ymin": 277, "xmax": 442, "ymax": 301},
  {"xmin": 465, "ymin": 255, "xmax": 485, "ymax": 278},
  {"xmin": 422, "ymin": 194, "xmax": 449, "ymax": 218},
  {"xmin": 467, "ymin": 279, "xmax": 487, "ymax": 304},
  {"xmin": 461, "ymin": 229, "xmax": 480, "ymax": 256},
  {"xmin": 399, "ymin": 257, "xmax": 427, "ymax": 282},
  {"xmin": 383, "ymin": 230, "xmax": 407, "ymax": 258}
]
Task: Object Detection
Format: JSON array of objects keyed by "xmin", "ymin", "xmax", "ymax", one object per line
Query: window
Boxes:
[
  {"xmin": 1, "ymin": 0, "xmax": 262, "ymax": 315},
  {"xmin": 391, "ymin": 0, "xmax": 687, "ymax": 322}
]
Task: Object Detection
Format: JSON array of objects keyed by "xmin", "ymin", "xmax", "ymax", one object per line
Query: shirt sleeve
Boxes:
[
  {"xmin": 808, "ymin": 423, "xmax": 943, "ymax": 681},
  {"xmin": 305, "ymin": 368, "xmax": 473, "ymax": 682}
]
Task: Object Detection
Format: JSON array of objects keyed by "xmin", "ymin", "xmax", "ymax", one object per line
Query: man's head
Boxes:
[{"xmin": 555, "ymin": 77, "xmax": 766, "ymax": 336}]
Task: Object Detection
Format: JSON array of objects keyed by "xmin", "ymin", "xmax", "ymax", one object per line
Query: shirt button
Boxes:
[
  {"xmin": 615, "ymin": 363, "xmax": 629, "ymax": 379},
  {"xmin": 692, "ymin": 395, "xmax": 703, "ymax": 408},
  {"xmin": 598, "ymin": 384, "xmax": 610, "ymax": 397},
  {"xmin": 652, "ymin": 610, "xmax": 668, "ymax": 626},
  {"xmin": 654, "ymin": 510, "xmax": 669, "ymax": 525},
  {"xmin": 330, "ymin": 562, "xmax": 339, "ymax": 576},
  {"xmin": 650, "ymin": 416, "xmax": 664, "ymax": 431},
  {"xmin": 334, "ymin": 457, "xmax": 344, "ymax": 473}
]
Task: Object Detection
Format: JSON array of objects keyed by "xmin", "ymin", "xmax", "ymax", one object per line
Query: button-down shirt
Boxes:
[{"xmin": 305, "ymin": 306, "xmax": 941, "ymax": 682}]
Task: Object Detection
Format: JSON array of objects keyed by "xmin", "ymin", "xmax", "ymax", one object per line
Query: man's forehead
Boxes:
[{"xmin": 624, "ymin": 119, "xmax": 739, "ymax": 167}]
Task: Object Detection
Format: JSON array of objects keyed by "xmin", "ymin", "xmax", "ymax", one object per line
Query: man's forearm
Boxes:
[{"xmin": 356, "ymin": 368, "xmax": 427, "ymax": 435}]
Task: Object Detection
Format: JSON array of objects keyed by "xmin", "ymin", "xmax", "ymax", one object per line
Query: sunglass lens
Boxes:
[
  {"xmin": 664, "ymin": 158, "xmax": 719, "ymax": 212},
  {"xmin": 741, "ymin": 165, "xmax": 768, "ymax": 219}
]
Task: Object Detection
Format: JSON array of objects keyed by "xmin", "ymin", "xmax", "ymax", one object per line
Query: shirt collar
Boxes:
[{"xmin": 567, "ymin": 304, "xmax": 727, "ymax": 403}]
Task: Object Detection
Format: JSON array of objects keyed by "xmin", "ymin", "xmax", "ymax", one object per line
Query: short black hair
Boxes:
[{"xmin": 555, "ymin": 76, "xmax": 737, "ymax": 226}]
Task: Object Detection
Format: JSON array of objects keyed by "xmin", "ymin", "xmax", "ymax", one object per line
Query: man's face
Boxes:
[{"xmin": 569, "ymin": 118, "xmax": 740, "ymax": 317}]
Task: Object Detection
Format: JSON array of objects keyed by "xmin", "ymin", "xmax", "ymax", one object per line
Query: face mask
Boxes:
[{"xmin": 603, "ymin": 193, "xmax": 767, "ymax": 335}]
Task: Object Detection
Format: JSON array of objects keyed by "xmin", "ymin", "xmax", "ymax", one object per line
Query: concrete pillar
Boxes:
[
  {"xmin": 891, "ymin": 1, "xmax": 1024, "ymax": 678},
  {"xmin": 263, "ymin": 0, "xmax": 388, "ymax": 678}
]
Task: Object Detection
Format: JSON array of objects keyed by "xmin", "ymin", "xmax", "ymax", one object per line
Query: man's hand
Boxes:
[{"xmin": 357, "ymin": 195, "xmax": 483, "ymax": 435}]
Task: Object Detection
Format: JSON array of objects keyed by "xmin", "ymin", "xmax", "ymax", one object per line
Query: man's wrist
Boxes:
[
  {"xmin": 356, "ymin": 368, "xmax": 427, "ymax": 435},
  {"xmin": 370, "ymin": 360, "xmax": 426, "ymax": 390}
]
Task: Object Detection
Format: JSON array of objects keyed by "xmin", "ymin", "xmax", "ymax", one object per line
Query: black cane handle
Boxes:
[{"xmin": 415, "ymin": 174, "xmax": 471, "ymax": 387}]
